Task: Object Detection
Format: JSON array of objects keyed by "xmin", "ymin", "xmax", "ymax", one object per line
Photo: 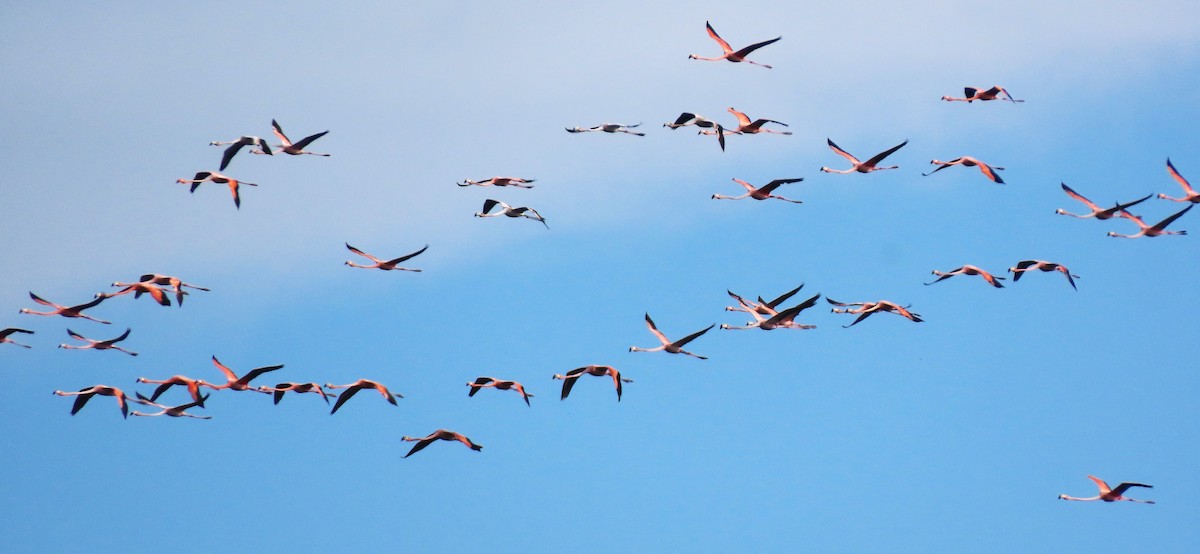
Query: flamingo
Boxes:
[
  {"xmin": 1056, "ymin": 183, "xmax": 1152, "ymax": 219},
  {"xmin": 1108, "ymin": 205, "xmax": 1192, "ymax": 238},
  {"xmin": 210, "ymin": 135, "xmax": 273, "ymax": 171},
  {"xmin": 552, "ymin": 365, "xmax": 633, "ymax": 401},
  {"xmin": 941, "ymin": 86, "xmax": 1023, "ymax": 103},
  {"xmin": 827, "ymin": 298, "xmax": 923, "ymax": 327},
  {"xmin": 401, "ymin": 429, "xmax": 482, "ymax": 458},
  {"xmin": 325, "ymin": 379, "xmax": 401, "ymax": 415},
  {"xmin": 722, "ymin": 293, "xmax": 821, "ymax": 330},
  {"xmin": 53, "ymin": 385, "xmax": 129, "ymax": 419},
  {"xmin": 197, "ymin": 356, "xmax": 282, "ymax": 393},
  {"xmin": 345, "ymin": 243, "xmax": 428, "ymax": 271},
  {"xmin": 820, "ymin": 138, "xmax": 908, "ymax": 174},
  {"xmin": 629, "ymin": 313, "xmax": 714, "ymax": 359},
  {"xmin": 1008, "ymin": 260, "xmax": 1080, "ymax": 290},
  {"xmin": 130, "ymin": 392, "xmax": 211, "ymax": 419},
  {"xmin": 0, "ymin": 328, "xmax": 34, "ymax": 348},
  {"xmin": 457, "ymin": 177, "xmax": 535, "ymax": 188},
  {"xmin": 475, "ymin": 199, "xmax": 547, "ymax": 228},
  {"xmin": 923, "ymin": 157, "xmax": 1006, "ymax": 183},
  {"xmin": 712, "ymin": 178, "xmax": 804, "ymax": 203},
  {"xmin": 718, "ymin": 107, "xmax": 792, "ymax": 135},
  {"xmin": 136, "ymin": 375, "xmax": 207, "ymax": 407},
  {"xmin": 103, "ymin": 281, "xmax": 173, "ymax": 306},
  {"xmin": 251, "ymin": 119, "xmax": 329, "ymax": 157},
  {"xmin": 261, "ymin": 382, "xmax": 334, "ymax": 405},
  {"xmin": 176, "ymin": 171, "xmax": 257, "ymax": 209},
  {"xmin": 688, "ymin": 21, "xmax": 780, "ymax": 69},
  {"xmin": 663, "ymin": 112, "xmax": 727, "ymax": 151},
  {"xmin": 925, "ymin": 265, "xmax": 1007, "ymax": 288},
  {"xmin": 566, "ymin": 123, "xmax": 644, "ymax": 136},
  {"xmin": 467, "ymin": 377, "xmax": 533, "ymax": 407},
  {"xmin": 1157, "ymin": 158, "xmax": 1200, "ymax": 203},
  {"xmin": 1058, "ymin": 476, "xmax": 1155, "ymax": 504},
  {"xmin": 725, "ymin": 284, "xmax": 805, "ymax": 316},
  {"xmin": 137, "ymin": 274, "xmax": 209, "ymax": 307},
  {"xmin": 20, "ymin": 292, "xmax": 109, "ymax": 324},
  {"xmin": 58, "ymin": 328, "xmax": 137, "ymax": 356}
]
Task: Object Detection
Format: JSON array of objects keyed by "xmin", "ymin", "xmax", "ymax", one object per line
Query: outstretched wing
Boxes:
[
  {"xmin": 270, "ymin": 119, "xmax": 292, "ymax": 147},
  {"xmin": 732, "ymin": 36, "xmax": 781, "ymax": 59},
  {"xmin": 764, "ymin": 283, "xmax": 804, "ymax": 308},
  {"xmin": 704, "ymin": 21, "xmax": 733, "ymax": 54},
  {"xmin": 865, "ymin": 139, "xmax": 908, "ymax": 167},
  {"xmin": 345, "ymin": 243, "xmax": 382, "ymax": 263},
  {"xmin": 1060, "ymin": 183, "xmax": 1100, "ymax": 211},
  {"xmin": 480, "ymin": 199, "xmax": 502, "ymax": 214},
  {"xmin": 1110, "ymin": 482, "xmax": 1153, "ymax": 496},
  {"xmin": 1167, "ymin": 158, "xmax": 1196, "ymax": 194},
  {"xmin": 468, "ymin": 377, "xmax": 494, "ymax": 397},
  {"xmin": 826, "ymin": 139, "xmax": 861, "ymax": 164},
  {"xmin": 643, "ymin": 313, "xmax": 669, "ymax": 345},
  {"xmin": 403, "ymin": 437, "xmax": 436, "ymax": 458},
  {"xmin": 386, "ymin": 244, "xmax": 429, "ymax": 265},
  {"xmin": 672, "ymin": 323, "xmax": 715, "ymax": 348},
  {"xmin": 758, "ymin": 178, "xmax": 803, "ymax": 194},
  {"xmin": 329, "ymin": 385, "xmax": 362, "ymax": 414},
  {"xmin": 292, "ymin": 130, "xmax": 329, "ymax": 150},
  {"xmin": 1150, "ymin": 204, "xmax": 1192, "ymax": 232}
]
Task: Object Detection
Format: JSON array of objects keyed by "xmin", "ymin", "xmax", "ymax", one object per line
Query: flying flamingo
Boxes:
[
  {"xmin": 20, "ymin": 292, "xmax": 109, "ymax": 324},
  {"xmin": 137, "ymin": 274, "xmax": 209, "ymax": 307},
  {"xmin": 1056, "ymin": 183, "xmax": 1152, "ymax": 219},
  {"xmin": 941, "ymin": 86, "xmax": 1023, "ymax": 103},
  {"xmin": 401, "ymin": 429, "xmax": 482, "ymax": 458},
  {"xmin": 58, "ymin": 328, "xmax": 137, "ymax": 356},
  {"xmin": 0, "ymin": 328, "xmax": 34, "ymax": 348},
  {"xmin": 925, "ymin": 265, "xmax": 1007, "ymax": 288},
  {"xmin": 820, "ymin": 138, "xmax": 908, "ymax": 174},
  {"xmin": 103, "ymin": 281, "xmax": 172, "ymax": 306},
  {"xmin": 1108, "ymin": 205, "xmax": 1192, "ymax": 238},
  {"xmin": 176, "ymin": 171, "xmax": 257, "ymax": 209},
  {"xmin": 663, "ymin": 112, "xmax": 727, "ymax": 151},
  {"xmin": 251, "ymin": 119, "xmax": 329, "ymax": 157},
  {"xmin": 718, "ymin": 107, "xmax": 791, "ymax": 135},
  {"xmin": 712, "ymin": 177, "xmax": 804, "ymax": 203},
  {"xmin": 688, "ymin": 21, "xmax": 780, "ymax": 69},
  {"xmin": 136, "ymin": 375, "xmax": 207, "ymax": 406},
  {"xmin": 629, "ymin": 313, "xmax": 714, "ymax": 359},
  {"xmin": 53, "ymin": 385, "xmax": 129, "ymax": 419},
  {"xmin": 457, "ymin": 177, "xmax": 535, "ymax": 188},
  {"xmin": 210, "ymin": 135, "xmax": 273, "ymax": 171},
  {"xmin": 467, "ymin": 377, "xmax": 534, "ymax": 406},
  {"xmin": 197, "ymin": 356, "xmax": 282, "ymax": 393},
  {"xmin": 725, "ymin": 284, "xmax": 806, "ymax": 316},
  {"xmin": 475, "ymin": 199, "xmax": 547, "ymax": 228},
  {"xmin": 344, "ymin": 243, "xmax": 428, "ymax": 271},
  {"xmin": 130, "ymin": 392, "xmax": 211, "ymax": 419},
  {"xmin": 325, "ymin": 379, "xmax": 401, "ymax": 414},
  {"xmin": 1157, "ymin": 158, "xmax": 1200, "ymax": 203},
  {"xmin": 1008, "ymin": 260, "xmax": 1080, "ymax": 290},
  {"xmin": 566, "ymin": 123, "xmax": 644, "ymax": 136},
  {"xmin": 552, "ymin": 365, "xmax": 633, "ymax": 401},
  {"xmin": 827, "ymin": 298, "xmax": 923, "ymax": 327},
  {"xmin": 923, "ymin": 157, "xmax": 1006, "ymax": 183},
  {"xmin": 1058, "ymin": 476, "xmax": 1155, "ymax": 504},
  {"xmin": 260, "ymin": 382, "xmax": 334, "ymax": 405},
  {"xmin": 722, "ymin": 293, "xmax": 821, "ymax": 330}
]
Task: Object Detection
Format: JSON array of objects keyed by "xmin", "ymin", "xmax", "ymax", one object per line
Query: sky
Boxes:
[{"xmin": 2, "ymin": 1, "xmax": 1199, "ymax": 551}]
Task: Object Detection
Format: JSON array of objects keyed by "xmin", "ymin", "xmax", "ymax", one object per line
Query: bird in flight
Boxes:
[
  {"xmin": 457, "ymin": 177, "xmax": 535, "ymax": 188},
  {"xmin": 53, "ymin": 385, "xmax": 130, "ymax": 419},
  {"xmin": 1108, "ymin": 205, "xmax": 1191, "ymax": 238},
  {"xmin": 104, "ymin": 281, "xmax": 173, "ymax": 306},
  {"xmin": 923, "ymin": 156, "xmax": 1005, "ymax": 183},
  {"xmin": 552, "ymin": 365, "xmax": 633, "ymax": 401},
  {"xmin": 344, "ymin": 243, "xmax": 428, "ymax": 271},
  {"xmin": 629, "ymin": 313, "xmax": 714, "ymax": 359},
  {"xmin": 722, "ymin": 293, "xmax": 821, "ymax": 330},
  {"xmin": 176, "ymin": 171, "xmax": 257, "ymax": 209},
  {"xmin": 925, "ymin": 265, "xmax": 1007, "ymax": 288},
  {"xmin": 20, "ymin": 292, "xmax": 109, "ymax": 324},
  {"xmin": 137, "ymin": 274, "xmax": 209, "ymax": 307},
  {"xmin": 325, "ymin": 379, "xmax": 401, "ymax": 415},
  {"xmin": 136, "ymin": 374, "xmax": 207, "ymax": 407},
  {"xmin": 130, "ymin": 392, "xmax": 212, "ymax": 419},
  {"xmin": 1007, "ymin": 260, "xmax": 1080, "ymax": 290},
  {"xmin": 941, "ymin": 86, "xmax": 1023, "ymax": 103},
  {"xmin": 1157, "ymin": 158, "xmax": 1200, "ymax": 203},
  {"xmin": 467, "ymin": 377, "xmax": 534, "ymax": 407},
  {"xmin": 827, "ymin": 298, "xmax": 923, "ymax": 327},
  {"xmin": 254, "ymin": 119, "xmax": 330, "ymax": 157},
  {"xmin": 475, "ymin": 199, "xmax": 547, "ymax": 228},
  {"xmin": 0, "ymin": 328, "xmax": 34, "ymax": 348},
  {"xmin": 1055, "ymin": 183, "xmax": 1152, "ymax": 220},
  {"xmin": 197, "ymin": 356, "xmax": 282, "ymax": 393},
  {"xmin": 58, "ymin": 328, "xmax": 137, "ymax": 356},
  {"xmin": 688, "ymin": 21, "xmax": 780, "ymax": 69},
  {"xmin": 717, "ymin": 107, "xmax": 792, "ymax": 135},
  {"xmin": 1058, "ymin": 475, "xmax": 1155, "ymax": 504},
  {"xmin": 210, "ymin": 135, "xmax": 273, "ymax": 171},
  {"xmin": 401, "ymin": 429, "xmax": 482, "ymax": 458},
  {"xmin": 261, "ymin": 382, "xmax": 334, "ymax": 405},
  {"xmin": 712, "ymin": 177, "xmax": 804, "ymax": 203},
  {"xmin": 724, "ymin": 284, "xmax": 806, "ymax": 316},
  {"xmin": 820, "ymin": 138, "xmax": 908, "ymax": 174},
  {"xmin": 663, "ymin": 112, "xmax": 727, "ymax": 151},
  {"xmin": 566, "ymin": 123, "xmax": 644, "ymax": 136}
]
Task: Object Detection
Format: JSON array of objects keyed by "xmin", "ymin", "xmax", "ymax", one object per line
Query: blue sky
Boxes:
[{"xmin": 2, "ymin": 1, "xmax": 1198, "ymax": 551}]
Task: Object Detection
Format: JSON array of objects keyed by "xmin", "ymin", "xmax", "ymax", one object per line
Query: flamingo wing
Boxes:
[
  {"xmin": 468, "ymin": 377, "xmax": 494, "ymax": 397},
  {"xmin": 558, "ymin": 372, "xmax": 582, "ymax": 400},
  {"xmin": 210, "ymin": 356, "xmax": 241, "ymax": 382},
  {"xmin": 29, "ymin": 292, "xmax": 58, "ymax": 307},
  {"xmin": 270, "ymin": 119, "xmax": 292, "ymax": 147},
  {"xmin": 704, "ymin": 21, "xmax": 733, "ymax": 54},
  {"xmin": 728, "ymin": 108, "xmax": 751, "ymax": 126},
  {"xmin": 864, "ymin": 139, "xmax": 909, "ymax": 167},
  {"xmin": 219, "ymin": 141, "xmax": 247, "ymax": 171},
  {"xmin": 1087, "ymin": 475, "xmax": 1113, "ymax": 495},
  {"xmin": 732, "ymin": 36, "xmax": 781, "ymax": 59},
  {"xmin": 403, "ymin": 437, "xmax": 436, "ymax": 458},
  {"xmin": 1060, "ymin": 183, "xmax": 1101, "ymax": 211},
  {"xmin": 239, "ymin": 364, "xmax": 284, "ymax": 385},
  {"xmin": 978, "ymin": 162, "xmax": 1004, "ymax": 183},
  {"xmin": 329, "ymin": 385, "xmax": 362, "ymax": 414},
  {"xmin": 764, "ymin": 283, "xmax": 805, "ymax": 308},
  {"xmin": 672, "ymin": 323, "xmax": 715, "ymax": 348},
  {"xmin": 291, "ymin": 130, "xmax": 329, "ymax": 151},
  {"xmin": 1110, "ymin": 482, "xmax": 1153, "ymax": 496},
  {"xmin": 1167, "ymin": 158, "xmax": 1195, "ymax": 194},
  {"xmin": 643, "ymin": 313, "xmax": 670, "ymax": 345},
  {"xmin": 826, "ymin": 139, "xmax": 861, "ymax": 164},
  {"xmin": 1149, "ymin": 204, "xmax": 1192, "ymax": 232},
  {"xmin": 480, "ymin": 199, "xmax": 502, "ymax": 215},
  {"xmin": 345, "ymin": 243, "xmax": 382, "ymax": 263},
  {"xmin": 385, "ymin": 244, "xmax": 429, "ymax": 265}
]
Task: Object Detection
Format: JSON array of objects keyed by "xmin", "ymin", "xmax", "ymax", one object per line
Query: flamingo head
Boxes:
[
  {"xmin": 474, "ymin": 213, "xmax": 483, "ymax": 218},
  {"xmin": 719, "ymin": 324, "xmax": 731, "ymax": 329},
  {"xmin": 1054, "ymin": 209, "xmax": 1067, "ymax": 215},
  {"xmin": 57, "ymin": 344, "xmax": 67, "ymax": 349},
  {"xmin": 1057, "ymin": 494, "xmax": 1068, "ymax": 500},
  {"xmin": 940, "ymin": 96, "xmax": 953, "ymax": 101},
  {"xmin": 687, "ymin": 54, "xmax": 697, "ymax": 60},
  {"xmin": 1106, "ymin": 232, "xmax": 1119, "ymax": 237},
  {"xmin": 1157, "ymin": 193, "xmax": 1169, "ymax": 199},
  {"xmin": 18, "ymin": 308, "xmax": 29, "ymax": 314},
  {"xmin": 175, "ymin": 178, "xmax": 188, "ymax": 184}
]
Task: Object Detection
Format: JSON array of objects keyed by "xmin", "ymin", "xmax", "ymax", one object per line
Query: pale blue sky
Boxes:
[{"xmin": 2, "ymin": 2, "xmax": 1198, "ymax": 552}]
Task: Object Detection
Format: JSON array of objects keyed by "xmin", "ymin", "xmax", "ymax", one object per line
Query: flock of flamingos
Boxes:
[{"xmin": 7, "ymin": 22, "xmax": 1191, "ymax": 496}]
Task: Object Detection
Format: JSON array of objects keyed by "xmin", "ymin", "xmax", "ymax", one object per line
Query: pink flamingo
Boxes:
[
  {"xmin": 941, "ymin": 86, "xmax": 1023, "ymax": 103},
  {"xmin": 923, "ymin": 156, "xmax": 1005, "ymax": 183},
  {"xmin": 722, "ymin": 293, "xmax": 821, "ymax": 330},
  {"xmin": 1108, "ymin": 205, "xmax": 1191, "ymax": 238},
  {"xmin": 820, "ymin": 138, "xmax": 908, "ymax": 174},
  {"xmin": 827, "ymin": 298, "xmax": 923, "ymax": 327},
  {"xmin": 176, "ymin": 171, "xmax": 257, "ymax": 209},
  {"xmin": 552, "ymin": 365, "xmax": 633, "ymax": 401},
  {"xmin": 138, "ymin": 274, "xmax": 209, "ymax": 307},
  {"xmin": 1158, "ymin": 159, "xmax": 1200, "ymax": 203},
  {"xmin": 261, "ymin": 382, "xmax": 334, "ymax": 405},
  {"xmin": 566, "ymin": 123, "xmax": 644, "ymax": 136},
  {"xmin": 663, "ymin": 112, "xmax": 727, "ymax": 151},
  {"xmin": 475, "ymin": 199, "xmax": 547, "ymax": 228},
  {"xmin": 197, "ymin": 356, "xmax": 282, "ymax": 393},
  {"xmin": 925, "ymin": 265, "xmax": 1007, "ymax": 288},
  {"xmin": 252, "ymin": 119, "xmax": 329, "ymax": 157},
  {"xmin": 130, "ymin": 392, "xmax": 211, "ymax": 419},
  {"xmin": 1059, "ymin": 476, "xmax": 1155, "ymax": 504},
  {"xmin": 136, "ymin": 374, "xmax": 207, "ymax": 407},
  {"xmin": 344, "ymin": 243, "xmax": 428, "ymax": 271},
  {"xmin": 1008, "ymin": 260, "xmax": 1080, "ymax": 290},
  {"xmin": 467, "ymin": 377, "xmax": 534, "ymax": 406},
  {"xmin": 725, "ymin": 284, "xmax": 806, "ymax": 316},
  {"xmin": 629, "ymin": 313, "xmax": 714, "ymax": 359},
  {"xmin": 325, "ymin": 379, "xmax": 401, "ymax": 414},
  {"xmin": 688, "ymin": 21, "xmax": 780, "ymax": 69},
  {"xmin": 719, "ymin": 107, "xmax": 791, "ymax": 135},
  {"xmin": 457, "ymin": 177, "xmax": 535, "ymax": 188},
  {"xmin": 58, "ymin": 328, "xmax": 137, "ymax": 356},
  {"xmin": 0, "ymin": 328, "xmax": 34, "ymax": 348},
  {"xmin": 20, "ymin": 292, "xmax": 109, "ymax": 324},
  {"xmin": 1056, "ymin": 183, "xmax": 1152, "ymax": 219},
  {"xmin": 712, "ymin": 177, "xmax": 804, "ymax": 203},
  {"xmin": 104, "ymin": 281, "xmax": 173, "ymax": 306},
  {"xmin": 401, "ymin": 429, "xmax": 482, "ymax": 458},
  {"xmin": 53, "ymin": 385, "xmax": 129, "ymax": 419},
  {"xmin": 210, "ymin": 135, "xmax": 272, "ymax": 171}
]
